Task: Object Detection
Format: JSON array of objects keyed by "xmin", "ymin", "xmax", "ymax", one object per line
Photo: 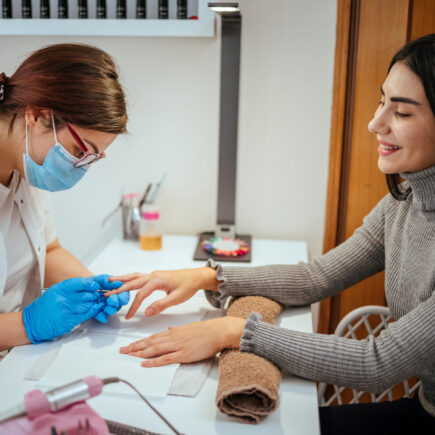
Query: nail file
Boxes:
[
  {"xmin": 24, "ymin": 342, "xmax": 62, "ymax": 381},
  {"xmin": 167, "ymin": 309, "xmax": 223, "ymax": 398},
  {"xmin": 24, "ymin": 329, "xmax": 84, "ymax": 381}
]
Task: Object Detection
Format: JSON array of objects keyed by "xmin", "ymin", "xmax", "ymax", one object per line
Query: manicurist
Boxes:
[{"xmin": 0, "ymin": 44, "xmax": 130, "ymax": 353}]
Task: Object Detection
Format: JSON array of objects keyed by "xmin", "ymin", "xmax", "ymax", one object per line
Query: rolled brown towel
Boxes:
[{"xmin": 216, "ymin": 296, "xmax": 283, "ymax": 424}]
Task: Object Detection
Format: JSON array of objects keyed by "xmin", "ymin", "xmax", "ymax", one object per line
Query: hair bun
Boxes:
[
  {"xmin": 0, "ymin": 73, "xmax": 8, "ymax": 102},
  {"xmin": 0, "ymin": 73, "xmax": 9, "ymax": 84}
]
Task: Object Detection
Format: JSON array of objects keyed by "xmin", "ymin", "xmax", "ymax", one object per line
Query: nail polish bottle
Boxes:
[
  {"xmin": 97, "ymin": 0, "xmax": 106, "ymax": 18},
  {"xmin": 22, "ymin": 0, "xmax": 32, "ymax": 18},
  {"xmin": 78, "ymin": 0, "xmax": 88, "ymax": 19},
  {"xmin": 58, "ymin": 0, "xmax": 68, "ymax": 18},
  {"xmin": 136, "ymin": 0, "xmax": 146, "ymax": 19},
  {"xmin": 177, "ymin": 0, "xmax": 187, "ymax": 19},
  {"xmin": 2, "ymin": 0, "xmax": 12, "ymax": 18},
  {"xmin": 117, "ymin": 0, "xmax": 126, "ymax": 19},
  {"xmin": 40, "ymin": 0, "xmax": 50, "ymax": 18},
  {"xmin": 158, "ymin": 0, "xmax": 168, "ymax": 19}
]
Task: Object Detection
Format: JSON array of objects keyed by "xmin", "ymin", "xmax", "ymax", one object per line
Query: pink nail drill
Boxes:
[{"xmin": 0, "ymin": 376, "xmax": 181, "ymax": 435}]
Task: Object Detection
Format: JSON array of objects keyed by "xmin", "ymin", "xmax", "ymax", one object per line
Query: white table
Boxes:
[{"xmin": 0, "ymin": 235, "xmax": 320, "ymax": 435}]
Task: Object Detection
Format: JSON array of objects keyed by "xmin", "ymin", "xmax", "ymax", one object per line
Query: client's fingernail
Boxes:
[
  {"xmin": 119, "ymin": 347, "xmax": 128, "ymax": 353},
  {"xmin": 145, "ymin": 308, "xmax": 155, "ymax": 316}
]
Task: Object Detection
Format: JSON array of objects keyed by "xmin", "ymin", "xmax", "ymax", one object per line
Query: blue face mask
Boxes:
[{"xmin": 23, "ymin": 115, "xmax": 88, "ymax": 192}]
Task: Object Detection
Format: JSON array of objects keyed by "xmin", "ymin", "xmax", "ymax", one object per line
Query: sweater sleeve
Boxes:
[
  {"xmin": 204, "ymin": 195, "xmax": 387, "ymax": 309},
  {"xmin": 239, "ymin": 291, "xmax": 435, "ymax": 392}
]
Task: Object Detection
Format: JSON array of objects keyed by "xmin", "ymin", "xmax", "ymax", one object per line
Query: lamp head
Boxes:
[{"xmin": 208, "ymin": 2, "xmax": 240, "ymax": 16}]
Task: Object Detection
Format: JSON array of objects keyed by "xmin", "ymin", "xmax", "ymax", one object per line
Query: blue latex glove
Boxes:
[
  {"xmin": 23, "ymin": 277, "xmax": 105, "ymax": 344},
  {"xmin": 87, "ymin": 274, "xmax": 130, "ymax": 324}
]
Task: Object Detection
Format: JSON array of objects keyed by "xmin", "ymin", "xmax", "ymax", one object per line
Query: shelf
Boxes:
[
  {"xmin": 0, "ymin": 18, "xmax": 214, "ymax": 37},
  {"xmin": 0, "ymin": 1, "xmax": 215, "ymax": 37}
]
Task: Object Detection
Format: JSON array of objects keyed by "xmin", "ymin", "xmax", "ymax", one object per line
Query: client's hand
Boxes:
[
  {"xmin": 119, "ymin": 316, "xmax": 246, "ymax": 367},
  {"xmin": 105, "ymin": 268, "xmax": 218, "ymax": 319}
]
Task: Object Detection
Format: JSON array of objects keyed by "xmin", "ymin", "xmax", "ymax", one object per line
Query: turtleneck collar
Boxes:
[{"xmin": 400, "ymin": 165, "xmax": 435, "ymax": 211}]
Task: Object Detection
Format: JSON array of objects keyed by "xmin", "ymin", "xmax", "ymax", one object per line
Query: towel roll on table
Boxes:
[{"xmin": 216, "ymin": 296, "xmax": 283, "ymax": 424}]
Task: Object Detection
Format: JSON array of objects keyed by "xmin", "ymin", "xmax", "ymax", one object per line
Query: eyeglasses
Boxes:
[{"xmin": 65, "ymin": 122, "xmax": 105, "ymax": 168}]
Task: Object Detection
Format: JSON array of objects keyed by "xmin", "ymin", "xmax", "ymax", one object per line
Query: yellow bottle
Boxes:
[{"xmin": 140, "ymin": 205, "xmax": 162, "ymax": 251}]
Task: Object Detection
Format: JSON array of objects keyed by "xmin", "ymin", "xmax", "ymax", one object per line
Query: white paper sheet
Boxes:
[
  {"xmin": 38, "ymin": 293, "xmax": 210, "ymax": 398},
  {"xmin": 39, "ymin": 329, "xmax": 178, "ymax": 397},
  {"xmin": 168, "ymin": 310, "xmax": 223, "ymax": 397}
]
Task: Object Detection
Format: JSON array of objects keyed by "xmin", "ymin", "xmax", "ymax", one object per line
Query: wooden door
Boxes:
[{"xmin": 318, "ymin": 0, "xmax": 435, "ymax": 334}]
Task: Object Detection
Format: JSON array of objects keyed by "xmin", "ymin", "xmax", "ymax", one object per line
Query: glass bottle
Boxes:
[
  {"xmin": 58, "ymin": 0, "xmax": 68, "ymax": 18},
  {"xmin": 158, "ymin": 0, "xmax": 168, "ymax": 19},
  {"xmin": 122, "ymin": 193, "xmax": 141, "ymax": 240},
  {"xmin": 136, "ymin": 0, "xmax": 146, "ymax": 18},
  {"xmin": 140, "ymin": 204, "xmax": 162, "ymax": 251}
]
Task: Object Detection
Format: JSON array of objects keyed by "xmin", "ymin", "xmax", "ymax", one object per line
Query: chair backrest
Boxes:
[{"xmin": 318, "ymin": 305, "xmax": 421, "ymax": 407}]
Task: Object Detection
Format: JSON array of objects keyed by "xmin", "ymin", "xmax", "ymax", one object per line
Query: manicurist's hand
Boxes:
[
  {"xmin": 105, "ymin": 267, "xmax": 219, "ymax": 319},
  {"xmin": 23, "ymin": 277, "xmax": 105, "ymax": 343},
  {"xmin": 119, "ymin": 316, "xmax": 246, "ymax": 367},
  {"xmin": 87, "ymin": 274, "xmax": 130, "ymax": 323}
]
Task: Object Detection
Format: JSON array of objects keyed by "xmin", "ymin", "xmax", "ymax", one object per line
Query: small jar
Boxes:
[{"xmin": 140, "ymin": 205, "xmax": 162, "ymax": 251}]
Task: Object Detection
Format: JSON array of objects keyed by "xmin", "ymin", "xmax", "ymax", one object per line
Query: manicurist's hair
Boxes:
[
  {"xmin": 0, "ymin": 43, "xmax": 127, "ymax": 134},
  {"xmin": 385, "ymin": 33, "xmax": 435, "ymax": 200}
]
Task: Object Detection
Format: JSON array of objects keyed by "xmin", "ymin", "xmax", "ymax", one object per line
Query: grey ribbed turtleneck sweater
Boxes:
[{"xmin": 205, "ymin": 165, "xmax": 435, "ymax": 417}]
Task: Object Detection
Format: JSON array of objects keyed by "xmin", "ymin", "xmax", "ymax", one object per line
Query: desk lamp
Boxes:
[{"xmin": 194, "ymin": 2, "xmax": 252, "ymax": 262}]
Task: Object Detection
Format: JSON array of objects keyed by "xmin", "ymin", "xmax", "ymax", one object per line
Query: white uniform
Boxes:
[{"xmin": 0, "ymin": 170, "xmax": 56, "ymax": 314}]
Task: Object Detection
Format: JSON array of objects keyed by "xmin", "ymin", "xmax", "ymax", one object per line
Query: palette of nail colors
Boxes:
[{"xmin": 201, "ymin": 236, "xmax": 250, "ymax": 257}]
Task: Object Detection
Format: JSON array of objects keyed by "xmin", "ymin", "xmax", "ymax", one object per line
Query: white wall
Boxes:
[
  {"xmin": 0, "ymin": 0, "xmax": 336, "ymax": 265},
  {"xmin": 236, "ymin": 0, "xmax": 336, "ymax": 259}
]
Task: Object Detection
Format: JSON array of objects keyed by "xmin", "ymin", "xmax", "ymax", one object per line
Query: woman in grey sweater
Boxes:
[{"xmin": 108, "ymin": 34, "xmax": 435, "ymax": 434}]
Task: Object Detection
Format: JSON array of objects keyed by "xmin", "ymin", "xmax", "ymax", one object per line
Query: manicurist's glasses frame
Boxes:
[{"xmin": 65, "ymin": 121, "xmax": 105, "ymax": 168}]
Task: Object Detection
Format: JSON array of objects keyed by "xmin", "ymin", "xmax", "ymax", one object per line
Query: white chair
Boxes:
[{"xmin": 317, "ymin": 305, "xmax": 421, "ymax": 406}]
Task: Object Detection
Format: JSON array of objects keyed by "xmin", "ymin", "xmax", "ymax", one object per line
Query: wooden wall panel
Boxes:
[
  {"xmin": 319, "ymin": 0, "xmax": 434, "ymax": 402},
  {"xmin": 334, "ymin": 0, "xmax": 410, "ymax": 326},
  {"xmin": 345, "ymin": 0, "xmax": 410, "ymax": 235},
  {"xmin": 318, "ymin": 0, "xmax": 352, "ymax": 334},
  {"xmin": 410, "ymin": 0, "xmax": 435, "ymax": 38}
]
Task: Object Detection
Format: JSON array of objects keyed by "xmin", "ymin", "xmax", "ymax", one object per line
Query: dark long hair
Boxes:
[
  {"xmin": 385, "ymin": 33, "xmax": 435, "ymax": 200},
  {"xmin": 0, "ymin": 43, "xmax": 127, "ymax": 134}
]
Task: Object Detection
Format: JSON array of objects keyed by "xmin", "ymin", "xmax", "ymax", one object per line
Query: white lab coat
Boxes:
[{"xmin": 0, "ymin": 170, "xmax": 56, "ymax": 314}]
